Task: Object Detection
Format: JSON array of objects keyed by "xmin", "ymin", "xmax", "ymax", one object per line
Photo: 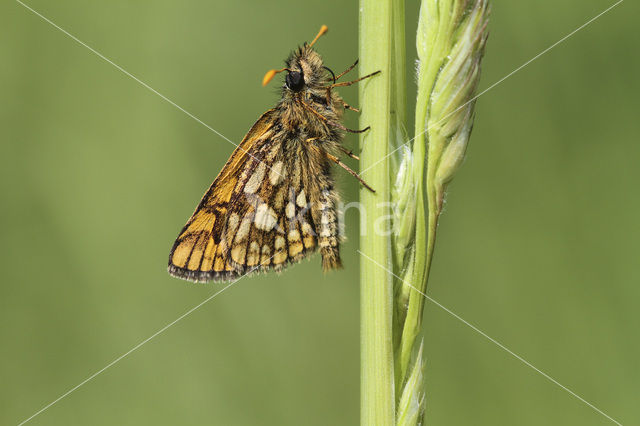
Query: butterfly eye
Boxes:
[{"xmin": 285, "ymin": 70, "xmax": 305, "ymax": 92}]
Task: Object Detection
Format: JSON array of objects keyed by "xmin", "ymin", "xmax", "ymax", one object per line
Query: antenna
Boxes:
[
  {"xmin": 262, "ymin": 68, "xmax": 289, "ymax": 86},
  {"xmin": 309, "ymin": 25, "xmax": 328, "ymax": 48}
]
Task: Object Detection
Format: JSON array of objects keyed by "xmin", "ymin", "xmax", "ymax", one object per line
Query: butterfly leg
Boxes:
[
  {"xmin": 325, "ymin": 152, "xmax": 375, "ymax": 193},
  {"xmin": 328, "ymin": 70, "xmax": 381, "ymax": 88},
  {"xmin": 343, "ymin": 102, "xmax": 360, "ymax": 113},
  {"xmin": 334, "ymin": 59, "xmax": 359, "ymax": 80},
  {"xmin": 334, "ymin": 122, "xmax": 371, "ymax": 134},
  {"xmin": 306, "ymin": 137, "xmax": 360, "ymax": 161},
  {"xmin": 338, "ymin": 146, "xmax": 359, "ymax": 160},
  {"xmin": 323, "ymin": 90, "xmax": 360, "ymax": 112}
]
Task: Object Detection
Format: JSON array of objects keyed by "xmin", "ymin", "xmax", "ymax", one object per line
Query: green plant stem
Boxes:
[
  {"xmin": 359, "ymin": 1, "xmax": 395, "ymax": 425},
  {"xmin": 390, "ymin": 0, "xmax": 407, "ymax": 172}
]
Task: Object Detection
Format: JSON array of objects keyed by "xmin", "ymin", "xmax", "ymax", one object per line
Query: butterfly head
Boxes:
[{"xmin": 262, "ymin": 25, "xmax": 332, "ymax": 92}]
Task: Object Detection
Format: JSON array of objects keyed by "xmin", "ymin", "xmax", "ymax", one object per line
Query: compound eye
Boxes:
[{"xmin": 285, "ymin": 70, "xmax": 304, "ymax": 91}]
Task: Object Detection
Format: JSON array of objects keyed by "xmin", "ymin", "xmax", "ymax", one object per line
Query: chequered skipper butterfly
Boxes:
[{"xmin": 168, "ymin": 25, "xmax": 379, "ymax": 283}]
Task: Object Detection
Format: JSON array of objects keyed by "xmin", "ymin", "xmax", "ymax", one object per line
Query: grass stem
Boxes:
[{"xmin": 359, "ymin": 1, "xmax": 395, "ymax": 425}]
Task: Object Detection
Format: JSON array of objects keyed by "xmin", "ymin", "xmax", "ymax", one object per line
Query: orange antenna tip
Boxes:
[
  {"xmin": 308, "ymin": 25, "xmax": 329, "ymax": 47},
  {"xmin": 262, "ymin": 69, "xmax": 277, "ymax": 86},
  {"xmin": 262, "ymin": 67, "xmax": 288, "ymax": 86}
]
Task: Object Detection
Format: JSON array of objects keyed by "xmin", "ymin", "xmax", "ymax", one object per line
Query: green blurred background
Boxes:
[{"xmin": 2, "ymin": 1, "xmax": 638, "ymax": 425}]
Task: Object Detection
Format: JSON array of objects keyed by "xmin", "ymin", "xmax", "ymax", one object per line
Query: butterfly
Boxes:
[{"xmin": 168, "ymin": 25, "xmax": 379, "ymax": 283}]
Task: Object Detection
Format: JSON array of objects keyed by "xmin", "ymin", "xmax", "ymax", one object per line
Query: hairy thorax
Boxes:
[{"xmin": 277, "ymin": 90, "xmax": 344, "ymax": 147}]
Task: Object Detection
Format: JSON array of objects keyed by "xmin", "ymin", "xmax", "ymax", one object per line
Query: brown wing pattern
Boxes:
[{"xmin": 168, "ymin": 110, "xmax": 320, "ymax": 283}]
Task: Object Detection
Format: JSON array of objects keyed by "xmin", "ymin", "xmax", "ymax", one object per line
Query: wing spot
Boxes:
[
  {"xmin": 226, "ymin": 213, "xmax": 241, "ymax": 243},
  {"xmin": 286, "ymin": 202, "xmax": 295, "ymax": 219},
  {"xmin": 254, "ymin": 203, "xmax": 278, "ymax": 231},
  {"xmin": 261, "ymin": 245, "xmax": 272, "ymax": 265},
  {"xmin": 247, "ymin": 241, "xmax": 260, "ymax": 266},
  {"xmin": 288, "ymin": 229, "xmax": 301, "ymax": 242},
  {"xmin": 228, "ymin": 213, "xmax": 240, "ymax": 232},
  {"xmin": 301, "ymin": 222, "xmax": 316, "ymax": 248},
  {"xmin": 231, "ymin": 244, "xmax": 247, "ymax": 264},
  {"xmin": 235, "ymin": 212, "xmax": 253, "ymax": 242},
  {"xmin": 269, "ymin": 161, "xmax": 287, "ymax": 185},
  {"xmin": 244, "ymin": 162, "xmax": 266, "ymax": 194},
  {"xmin": 289, "ymin": 241, "xmax": 303, "ymax": 257},
  {"xmin": 274, "ymin": 250, "xmax": 287, "ymax": 264},
  {"xmin": 296, "ymin": 190, "xmax": 307, "ymax": 208}
]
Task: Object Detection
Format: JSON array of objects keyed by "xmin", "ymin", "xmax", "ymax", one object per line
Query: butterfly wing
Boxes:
[{"xmin": 168, "ymin": 109, "xmax": 320, "ymax": 283}]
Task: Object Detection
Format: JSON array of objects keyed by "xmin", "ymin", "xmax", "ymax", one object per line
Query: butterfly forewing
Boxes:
[{"xmin": 168, "ymin": 110, "xmax": 320, "ymax": 282}]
